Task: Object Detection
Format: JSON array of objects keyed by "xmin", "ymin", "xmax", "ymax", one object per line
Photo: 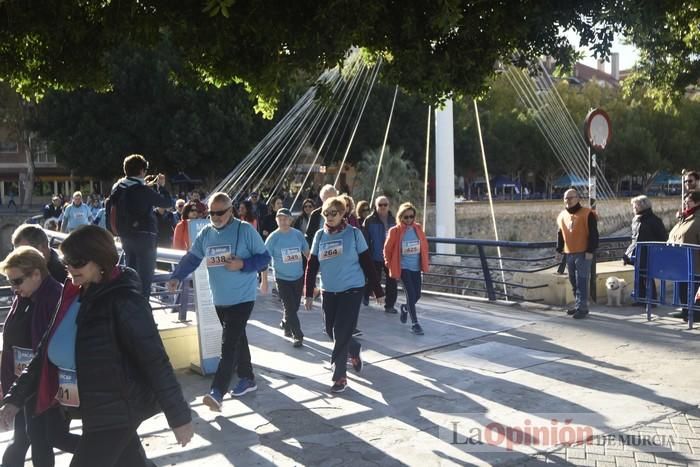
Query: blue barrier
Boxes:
[{"xmin": 633, "ymin": 241, "xmax": 699, "ymax": 329}]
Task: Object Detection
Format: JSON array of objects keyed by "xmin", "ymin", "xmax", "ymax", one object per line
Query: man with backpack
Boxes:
[{"xmin": 107, "ymin": 154, "xmax": 172, "ymax": 298}]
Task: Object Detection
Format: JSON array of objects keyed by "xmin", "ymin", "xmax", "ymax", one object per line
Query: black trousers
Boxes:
[
  {"xmin": 212, "ymin": 302, "xmax": 255, "ymax": 393},
  {"xmin": 121, "ymin": 234, "xmax": 157, "ymax": 298},
  {"xmin": 277, "ymin": 277, "xmax": 304, "ymax": 338},
  {"xmin": 2, "ymin": 405, "xmax": 77, "ymax": 467},
  {"xmin": 69, "ymin": 425, "xmax": 147, "ymax": 467},
  {"xmin": 322, "ymin": 288, "xmax": 362, "ymax": 381},
  {"xmin": 374, "ymin": 261, "xmax": 397, "ymax": 308}
]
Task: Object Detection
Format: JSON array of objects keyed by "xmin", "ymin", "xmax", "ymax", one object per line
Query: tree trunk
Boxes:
[{"xmin": 21, "ymin": 130, "xmax": 35, "ymax": 208}]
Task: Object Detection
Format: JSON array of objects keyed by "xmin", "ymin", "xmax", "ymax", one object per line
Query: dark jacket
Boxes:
[
  {"xmin": 1, "ymin": 276, "xmax": 61, "ymax": 394},
  {"xmin": 47, "ymin": 248, "xmax": 68, "ymax": 284},
  {"xmin": 4, "ymin": 268, "xmax": 191, "ymax": 433},
  {"xmin": 107, "ymin": 177, "xmax": 172, "ymax": 236},
  {"xmin": 305, "ymin": 208, "xmax": 324, "ymax": 247},
  {"xmin": 363, "ymin": 211, "xmax": 396, "ymax": 262},
  {"xmin": 624, "ymin": 208, "xmax": 667, "ymax": 263},
  {"xmin": 260, "ymin": 213, "xmax": 278, "ymax": 241},
  {"xmin": 43, "ymin": 203, "xmax": 62, "ymax": 220}
]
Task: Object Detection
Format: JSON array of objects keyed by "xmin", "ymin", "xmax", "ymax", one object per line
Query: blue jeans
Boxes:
[
  {"xmin": 566, "ymin": 253, "xmax": 592, "ymax": 312},
  {"xmin": 401, "ymin": 269, "xmax": 422, "ymax": 324}
]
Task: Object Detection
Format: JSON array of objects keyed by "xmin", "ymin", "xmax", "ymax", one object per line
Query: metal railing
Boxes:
[
  {"xmin": 41, "ymin": 230, "xmax": 632, "ymax": 317},
  {"xmin": 422, "ymin": 236, "xmax": 630, "ymax": 302}
]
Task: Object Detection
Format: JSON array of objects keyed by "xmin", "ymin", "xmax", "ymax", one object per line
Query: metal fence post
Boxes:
[
  {"xmin": 589, "ymin": 253, "xmax": 597, "ymax": 302},
  {"xmin": 478, "ymin": 245, "xmax": 496, "ymax": 301}
]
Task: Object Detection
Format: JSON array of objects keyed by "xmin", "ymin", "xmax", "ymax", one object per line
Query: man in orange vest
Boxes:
[{"xmin": 556, "ymin": 188, "xmax": 599, "ymax": 319}]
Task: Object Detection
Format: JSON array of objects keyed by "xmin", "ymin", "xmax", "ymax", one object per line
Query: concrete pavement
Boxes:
[{"xmin": 2, "ymin": 293, "xmax": 700, "ymax": 466}]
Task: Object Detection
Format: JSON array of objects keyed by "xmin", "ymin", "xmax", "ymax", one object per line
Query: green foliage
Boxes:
[
  {"xmin": 353, "ymin": 146, "xmax": 421, "ymax": 206},
  {"xmin": 1, "ymin": 0, "xmax": 669, "ymax": 111},
  {"xmin": 30, "ymin": 41, "xmax": 273, "ymax": 181}
]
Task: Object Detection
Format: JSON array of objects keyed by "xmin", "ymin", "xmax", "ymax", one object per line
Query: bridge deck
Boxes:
[{"xmin": 2, "ymin": 295, "xmax": 700, "ymax": 466}]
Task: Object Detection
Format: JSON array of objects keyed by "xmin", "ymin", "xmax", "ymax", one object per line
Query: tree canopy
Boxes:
[{"xmin": 4, "ymin": 1, "xmax": 696, "ymax": 112}]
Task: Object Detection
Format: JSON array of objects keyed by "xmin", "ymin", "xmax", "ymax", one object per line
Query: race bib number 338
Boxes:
[
  {"xmin": 206, "ymin": 245, "xmax": 232, "ymax": 267},
  {"xmin": 319, "ymin": 240, "xmax": 343, "ymax": 261}
]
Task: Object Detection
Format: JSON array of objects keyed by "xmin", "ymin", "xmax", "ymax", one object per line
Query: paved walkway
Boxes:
[{"xmin": 2, "ymin": 294, "xmax": 700, "ymax": 466}]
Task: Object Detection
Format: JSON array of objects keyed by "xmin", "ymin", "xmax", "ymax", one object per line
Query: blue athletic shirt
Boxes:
[
  {"xmin": 311, "ymin": 226, "xmax": 368, "ymax": 292},
  {"xmin": 400, "ymin": 226, "xmax": 421, "ymax": 272},
  {"xmin": 191, "ymin": 219, "xmax": 269, "ymax": 306},
  {"xmin": 48, "ymin": 299, "xmax": 80, "ymax": 370},
  {"xmin": 265, "ymin": 228, "xmax": 309, "ymax": 281}
]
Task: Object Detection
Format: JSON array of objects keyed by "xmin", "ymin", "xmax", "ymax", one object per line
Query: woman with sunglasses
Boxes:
[
  {"xmin": 0, "ymin": 226, "xmax": 193, "ymax": 466},
  {"xmin": 293, "ymin": 198, "xmax": 315, "ymax": 237},
  {"xmin": 304, "ymin": 196, "xmax": 384, "ymax": 393},
  {"xmin": 0, "ymin": 246, "xmax": 79, "ymax": 467},
  {"xmin": 172, "ymin": 202, "xmax": 202, "ymax": 250},
  {"xmin": 383, "ymin": 202, "xmax": 430, "ymax": 335}
]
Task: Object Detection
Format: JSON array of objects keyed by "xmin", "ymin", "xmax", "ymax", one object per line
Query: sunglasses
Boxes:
[
  {"xmin": 378, "ymin": 203, "xmax": 388, "ymax": 207},
  {"xmin": 209, "ymin": 207, "xmax": 231, "ymax": 217},
  {"xmin": 62, "ymin": 257, "xmax": 89, "ymax": 269},
  {"xmin": 323, "ymin": 210, "xmax": 339, "ymax": 217},
  {"xmin": 7, "ymin": 274, "xmax": 28, "ymax": 287},
  {"xmin": 303, "ymin": 205, "xmax": 313, "ymax": 208},
  {"xmin": 402, "ymin": 215, "xmax": 415, "ymax": 220}
]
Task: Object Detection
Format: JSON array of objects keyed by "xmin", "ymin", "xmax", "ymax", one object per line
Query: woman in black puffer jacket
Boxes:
[{"xmin": 0, "ymin": 225, "xmax": 192, "ymax": 467}]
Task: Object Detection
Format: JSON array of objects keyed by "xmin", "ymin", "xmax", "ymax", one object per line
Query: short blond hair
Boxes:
[
  {"xmin": 0, "ymin": 246, "xmax": 48, "ymax": 278},
  {"xmin": 396, "ymin": 202, "xmax": 417, "ymax": 224},
  {"xmin": 322, "ymin": 196, "xmax": 347, "ymax": 217}
]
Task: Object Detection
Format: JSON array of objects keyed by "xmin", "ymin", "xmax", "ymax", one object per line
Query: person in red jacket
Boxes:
[
  {"xmin": 172, "ymin": 202, "xmax": 203, "ymax": 251},
  {"xmin": 383, "ymin": 202, "xmax": 430, "ymax": 335}
]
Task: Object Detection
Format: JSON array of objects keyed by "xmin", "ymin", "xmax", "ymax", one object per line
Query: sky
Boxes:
[{"xmin": 565, "ymin": 31, "xmax": 639, "ymax": 71}]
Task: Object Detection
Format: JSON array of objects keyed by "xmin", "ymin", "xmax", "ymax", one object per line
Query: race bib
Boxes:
[
  {"xmin": 319, "ymin": 240, "xmax": 343, "ymax": 261},
  {"xmin": 56, "ymin": 368, "xmax": 80, "ymax": 408},
  {"xmin": 402, "ymin": 240, "xmax": 420, "ymax": 256},
  {"xmin": 12, "ymin": 346, "xmax": 33, "ymax": 377},
  {"xmin": 206, "ymin": 245, "xmax": 232, "ymax": 268},
  {"xmin": 282, "ymin": 247, "xmax": 302, "ymax": 264}
]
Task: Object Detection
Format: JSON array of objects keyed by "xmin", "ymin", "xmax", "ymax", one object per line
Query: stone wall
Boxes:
[{"xmin": 422, "ymin": 197, "xmax": 680, "ymax": 242}]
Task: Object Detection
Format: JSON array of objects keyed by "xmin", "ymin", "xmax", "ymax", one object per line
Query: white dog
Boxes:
[{"xmin": 605, "ymin": 276, "xmax": 627, "ymax": 306}]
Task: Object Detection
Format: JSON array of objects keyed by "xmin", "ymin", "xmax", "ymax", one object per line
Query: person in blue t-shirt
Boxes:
[
  {"xmin": 304, "ymin": 196, "xmax": 384, "ymax": 394},
  {"xmin": 60, "ymin": 191, "xmax": 93, "ymax": 233},
  {"xmin": 168, "ymin": 192, "xmax": 271, "ymax": 411},
  {"xmin": 265, "ymin": 208, "xmax": 309, "ymax": 347}
]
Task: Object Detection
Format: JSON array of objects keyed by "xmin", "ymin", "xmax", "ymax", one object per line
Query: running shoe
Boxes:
[
  {"xmin": 400, "ymin": 304, "xmax": 408, "ymax": 324},
  {"xmin": 279, "ymin": 321, "xmax": 292, "ymax": 337},
  {"xmin": 203, "ymin": 389, "xmax": 223, "ymax": 412},
  {"xmin": 350, "ymin": 351, "xmax": 363, "ymax": 373},
  {"xmin": 384, "ymin": 307, "xmax": 398, "ymax": 314},
  {"xmin": 293, "ymin": 337, "xmax": 303, "ymax": 348},
  {"xmin": 411, "ymin": 323, "xmax": 424, "ymax": 335},
  {"xmin": 331, "ymin": 377, "xmax": 347, "ymax": 393},
  {"xmin": 231, "ymin": 378, "xmax": 257, "ymax": 397}
]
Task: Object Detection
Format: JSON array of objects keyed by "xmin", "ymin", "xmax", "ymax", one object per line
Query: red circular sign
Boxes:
[{"xmin": 584, "ymin": 108, "xmax": 612, "ymax": 151}]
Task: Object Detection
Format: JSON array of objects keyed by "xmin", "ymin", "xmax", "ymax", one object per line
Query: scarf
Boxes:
[
  {"xmin": 324, "ymin": 218, "xmax": 347, "ymax": 234},
  {"xmin": 682, "ymin": 205, "xmax": 698, "ymax": 219}
]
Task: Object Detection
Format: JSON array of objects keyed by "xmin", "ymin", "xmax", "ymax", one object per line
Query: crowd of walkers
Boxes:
[{"xmin": 0, "ymin": 152, "xmax": 431, "ymax": 465}]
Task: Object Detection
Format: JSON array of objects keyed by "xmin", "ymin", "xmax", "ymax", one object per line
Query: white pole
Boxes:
[
  {"xmin": 422, "ymin": 106, "xmax": 431, "ymax": 227},
  {"xmin": 434, "ymin": 99, "xmax": 456, "ymax": 255},
  {"xmin": 474, "ymin": 100, "xmax": 508, "ymax": 300}
]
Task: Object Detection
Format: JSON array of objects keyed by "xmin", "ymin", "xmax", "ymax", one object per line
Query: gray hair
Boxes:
[
  {"xmin": 207, "ymin": 192, "xmax": 232, "ymax": 208},
  {"xmin": 319, "ymin": 184, "xmax": 338, "ymax": 202},
  {"xmin": 631, "ymin": 195, "xmax": 652, "ymax": 211}
]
